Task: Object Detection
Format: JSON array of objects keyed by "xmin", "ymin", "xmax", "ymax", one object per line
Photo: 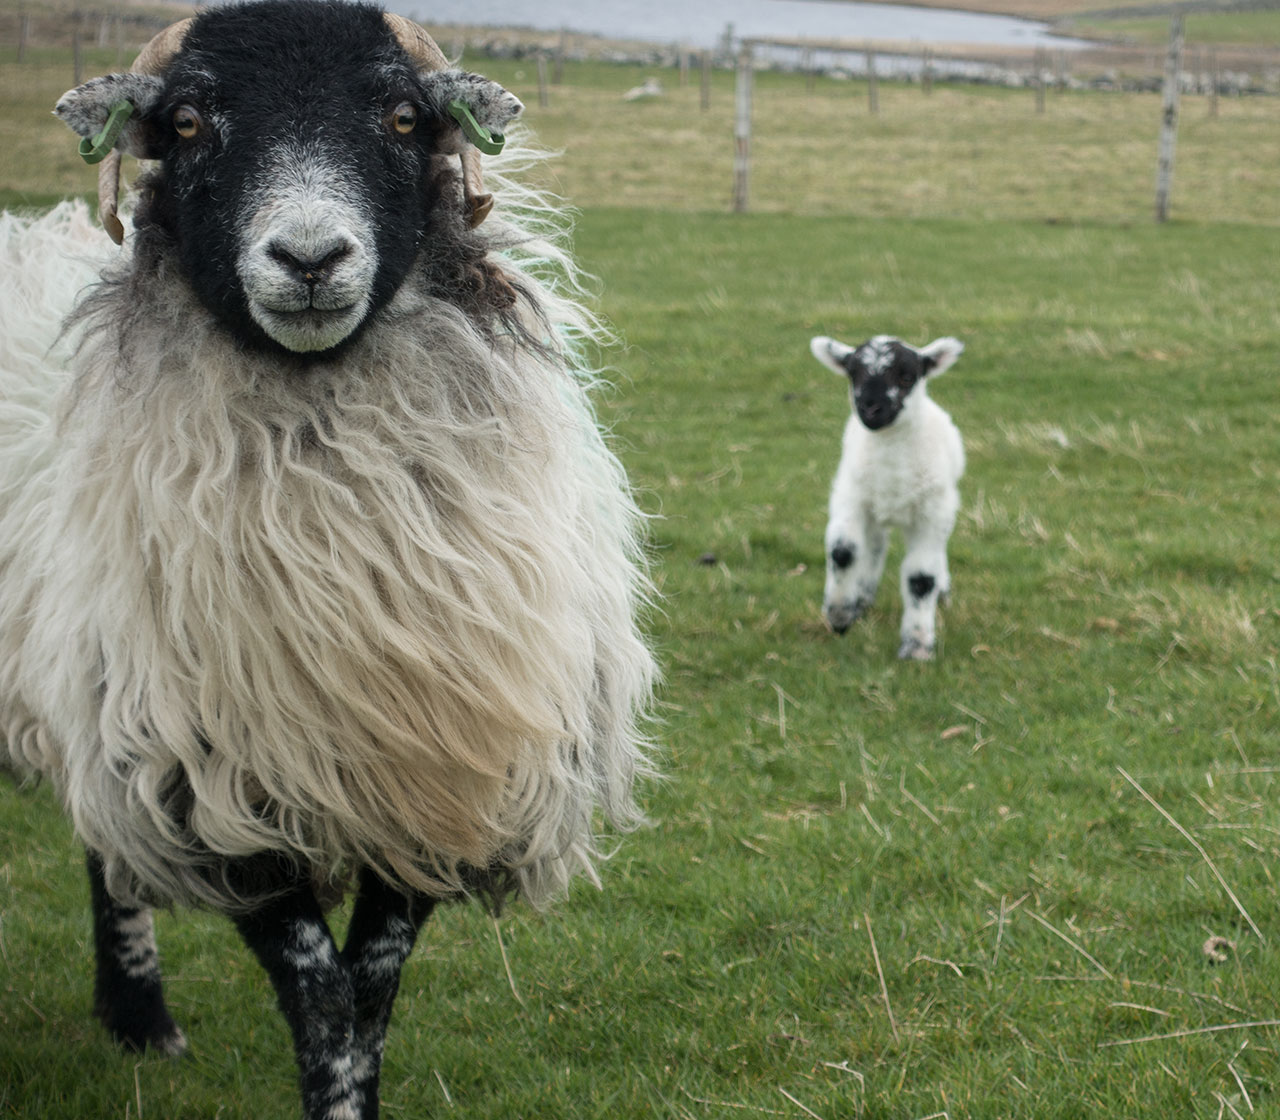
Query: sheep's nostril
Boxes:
[{"xmin": 268, "ymin": 242, "xmax": 353, "ymax": 284}]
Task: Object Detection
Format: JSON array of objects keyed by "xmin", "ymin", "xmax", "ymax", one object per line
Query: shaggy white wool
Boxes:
[{"xmin": 0, "ymin": 141, "xmax": 656, "ymax": 912}]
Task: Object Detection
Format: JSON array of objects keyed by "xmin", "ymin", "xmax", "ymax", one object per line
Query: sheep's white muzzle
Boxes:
[
  {"xmin": 242, "ymin": 226, "xmax": 374, "ymax": 352},
  {"xmin": 239, "ymin": 153, "xmax": 379, "ymax": 353}
]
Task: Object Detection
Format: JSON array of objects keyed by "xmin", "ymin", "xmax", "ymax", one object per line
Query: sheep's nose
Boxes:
[{"xmin": 268, "ymin": 241, "xmax": 353, "ymax": 285}]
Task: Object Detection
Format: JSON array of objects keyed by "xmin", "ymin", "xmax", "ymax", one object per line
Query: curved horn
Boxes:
[
  {"xmin": 383, "ymin": 13, "xmax": 495, "ymax": 229},
  {"xmin": 132, "ymin": 18, "xmax": 193, "ymax": 76},
  {"xmin": 97, "ymin": 18, "xmax": 193, "ymax": 245},
  {"xmin": 382, "ymin": 12, "xmax": 449, "ymax": 71}
]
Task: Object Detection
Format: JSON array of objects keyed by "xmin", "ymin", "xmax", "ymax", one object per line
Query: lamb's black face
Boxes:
[
  {"xmin": 812, "ymin": 335, "xmax": 923, "ymax": 431},
  {"xmin": 55, "ymin": 0, "xmax": 523, "ymax": 355}
]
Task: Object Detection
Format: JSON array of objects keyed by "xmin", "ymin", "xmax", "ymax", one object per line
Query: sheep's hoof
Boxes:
[
  {"xmin": 99, "ymin": 1007, "xmax": 188, "ymax": 1057},
  {"xmin": 897, "ymin": 637, "xmax": 935, "ymax": 661}
]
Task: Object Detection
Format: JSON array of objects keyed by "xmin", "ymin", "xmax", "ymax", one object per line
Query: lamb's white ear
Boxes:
[
  {"xmin": 810, "ymin": 335, "xmax": 854, "ymax": 377},
  {"xmin": 919, "ymin": 337, "xmax": 964, "ymax": 378}
]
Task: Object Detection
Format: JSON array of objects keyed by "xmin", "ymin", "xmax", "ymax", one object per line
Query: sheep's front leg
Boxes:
[
  {"xmin": 897, "ymin": 522, "xmax": 953, "ymax": 660},
  {"xmin": 86, "ymin": 850, "xmax": 187, "ymax": 1056},
  {"xmin": 823, "ymin": 512, "xmax": 888, "ymax": 634},
  {"xmin": 342, "ymin": 868, "xmax": 436, "ymax": 1120},
  {"xmin": 232, "ymin": 870, "xmax": 363, "ymax": 1120}
]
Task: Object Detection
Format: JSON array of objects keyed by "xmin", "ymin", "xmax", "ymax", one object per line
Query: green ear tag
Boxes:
[
  {"xmin": 78, "ymin": 99, "xmax": 134, "ymax": 165},
  {"xmin": 448, "ymin": 99, "xmax": 505, "ymax": 156}
]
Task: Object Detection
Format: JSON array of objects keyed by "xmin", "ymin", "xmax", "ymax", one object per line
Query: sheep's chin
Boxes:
[{"xmin": 249, "ymin": 300, "xmax": 370, "ymax": 353}]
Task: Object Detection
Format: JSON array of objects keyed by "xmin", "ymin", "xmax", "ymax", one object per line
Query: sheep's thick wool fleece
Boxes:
[{"xmin": 0, "ymin": 202, "xmax": 654, "ymax": 911}]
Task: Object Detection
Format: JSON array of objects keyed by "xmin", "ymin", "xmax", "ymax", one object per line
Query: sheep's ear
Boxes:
[
  {"xmin": 421, "ymin": 69, "xmax": 523, "ymax": 155},
  {"xmin": 919, "ymin": 337, "xmax": 964, "ymax": 378},
  {"xmin": 810, "ymin": 336, "xmax": 854, "ymax": 377},
  {"xmin": 55, "ymin": 74, "xmax": 167, "ymax": 160}
]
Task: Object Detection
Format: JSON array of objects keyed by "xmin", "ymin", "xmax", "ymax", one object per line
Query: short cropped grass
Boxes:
[{"xmin": 3, "ymin": 39, "xmax": 1280, "ymax": 1120}]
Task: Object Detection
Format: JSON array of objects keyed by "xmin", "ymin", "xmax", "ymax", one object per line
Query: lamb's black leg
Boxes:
[
  {"xmin": 86, "ymin": 850, "xmax": 187, "ymax": 1056},
  {"xmin": 343, "ymin": 867, "xmax": 436, "ymax": 1120},
  {"xmin": 232, "ymin": 868, "xmax": 362, "ymax": 1120}
]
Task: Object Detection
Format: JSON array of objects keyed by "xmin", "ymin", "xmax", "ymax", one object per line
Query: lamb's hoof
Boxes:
[
  {"xmin": 897, "ymin": 637, "xmax": 935, "ymax": 661},
  {"xmin": 824, "ymin": 600, "xmax": 869, "ymax": 635}
]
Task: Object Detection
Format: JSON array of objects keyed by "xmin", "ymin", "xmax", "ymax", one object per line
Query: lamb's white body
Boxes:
[
  {"xmin": 814, "ymin": 333, "xmax": 964, "ymax": 659},
  {"xmin": 0, "ymin": 191, "xmax": 654, "ymax": 913}
]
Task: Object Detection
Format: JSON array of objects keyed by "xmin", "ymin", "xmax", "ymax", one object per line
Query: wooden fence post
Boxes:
[
  {"xmin": 17, "ymin": 9, "xmax": 30, "ymax": 62},
  {"xmin": 536, "ymin": 52, "xmax": 549, "ymax": 108},
  {"xmin": 1208, "ymin": 46, "xmax": 1219, "ymax": 117},
  {"xmin": 1034, "ymin": 47, "xmax": 1046, "ymax": 113},
  {"xmin": 922, "ymin": 46, "xmax": 933, "ymax": 95},
  {"xmin": 866, "ymin": 46, "xmax": 879, "ymax": 114},
  {"xmin": 1155, "ymin": 16, "xmax": 1184, "ymax": 223},
  {"xmin": 803, "ymin": 48, "xmax": 814, "ymax": 93},
  {"xmin": 733, "ymin": 43, "xmax": 753, "ymax": 213},
  {"xmin": 73, "ymin": 10, "xmax": 84, "ymax": 84},
  {"xmin": 700, "ymin": 50, "xmax": 711, "ymax": 110}
]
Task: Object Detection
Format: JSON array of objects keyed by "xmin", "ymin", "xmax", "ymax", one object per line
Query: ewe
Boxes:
[
  {"xmin": 811, "ymin": 333, "xmax": 965, "ymax": 660},
  {"xmin": 0, "ymin": 3, "xmax": 655, "ymax": 1116}
]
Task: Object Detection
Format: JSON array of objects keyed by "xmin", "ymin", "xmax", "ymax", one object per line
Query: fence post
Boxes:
[
  {"xmin": 701, "ymin": 50, "xmax": 711, "ymax": 110},
  {"xmin": 733, "ymin": 43, "xmax": 753, "ymax": 213},
  {"xmin": 537, "ymin": 52, "xmax": 549, "ymax": 108},
  {"xmin": 1034, "ymin": 47, "xmax": 1046, "ymax": 113},
  {"xmin": 1154, "ymin": 16, "xmax": 1184, "ymax": 223},
  {"xmin": 17, "ymin": 9, "xmax": 30, "ymax": 62},
  {"xmin": 922, "ymin": 46, "xmax": 933, "ymax": 95},
  {"xmin": 73, "ymin": 10, "xmax": 84, "ymax": 84},
  {"xmin": 1208, "ymin": 46, "xmax": 1219, "ymax": 117},
  {"xmin": 866, "ymin": 45, "xmax": 879, "ymax": 114}
]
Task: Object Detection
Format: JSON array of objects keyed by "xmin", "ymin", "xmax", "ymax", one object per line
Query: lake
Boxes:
[{"xmin": 389, "ymin": 0, "xmax": 1094, "ymax": 51}]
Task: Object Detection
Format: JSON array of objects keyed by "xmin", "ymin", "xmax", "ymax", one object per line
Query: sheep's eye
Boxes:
[
  {"xmin": 173, "ymin": 105, "xmax": 203, "ymax": 140},
  {"xmin": 390, "ymin": 102, "xmax": 418, "ymax": 135}
]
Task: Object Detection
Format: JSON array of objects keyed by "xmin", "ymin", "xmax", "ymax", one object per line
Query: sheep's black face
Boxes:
[
  {"xmin": 55, "ymin": 0, "xmax": 523, "ymax": 355},
  {"xmin": 811, "ymin": 335, "xmax": 923, "ymax": 431}
]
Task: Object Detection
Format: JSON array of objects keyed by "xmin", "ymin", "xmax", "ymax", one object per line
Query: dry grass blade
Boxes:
[
  {"xmin": 1099, "ymin": 1020, "xmax": 1280, "ymax": 1048},
  {"xmin": 492, "ymin": 916, "xmax": 526, "ymax": 1007},
  {"xmin": 680, "ymin": 1087, "xmax": 787, "ymax": 1114},
  {"xmin": 778, "ymin": 1087, "xmax": 825, "ymax": 1120},
  {"xmin": 1117, "ymin": 766, "xmax": 1264, "ymax": 942},
  {"xmin": 1025, "ymin": 910, "xmax": 1113, "ymax": 980},
  {"xmin": 899, "ymin": 774, "xmax": 941, "ymax": 826},
  {"xmin": 865, "ymin": 912, "xmax": 900, "ymax": 1043}
]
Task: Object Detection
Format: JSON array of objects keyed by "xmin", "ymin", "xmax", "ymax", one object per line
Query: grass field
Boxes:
[
  {"xmin": 3, "ymin": 45, "xmax": 1280, "ymax": 1120},
  {"xmin": 1073, "ymin": 9, "xmax": 1280, "ymax": 46}
]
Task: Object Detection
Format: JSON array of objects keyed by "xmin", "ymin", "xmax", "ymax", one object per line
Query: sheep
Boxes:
[
  {"xmin": 0, "ymin": 3, "xmax": 655, "ymax": 1117},
  {"xmin": 810, "ymin": 333, "xmax": 965, "ymax": 660}
]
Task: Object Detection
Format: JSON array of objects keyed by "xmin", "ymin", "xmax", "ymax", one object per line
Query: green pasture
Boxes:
[
  {"xmin": 3, "ymin": 46, "xmax": 1280, "ymax": 1120},
  {"xmin": 1073, "ymin": 9, "xmax": 1280, "ymax": 47}
]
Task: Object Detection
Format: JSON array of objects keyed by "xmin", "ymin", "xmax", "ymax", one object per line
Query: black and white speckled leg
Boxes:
[
  {"xmin": 86, "ymin": 850, "xmax": 187, "ymax": 1056},
  {"xmin": 233, "ymin": 873, "xmax": 363, "ymax": 1120},
  {"xmin": 342, "ymin": 868, "xmax": 436, "ymax": 1120}
]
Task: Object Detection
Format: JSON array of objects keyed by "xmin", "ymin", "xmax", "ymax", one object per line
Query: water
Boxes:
[{"xmin": 390, "ymin": 0, "xmax": 1094, "ymax": 51}]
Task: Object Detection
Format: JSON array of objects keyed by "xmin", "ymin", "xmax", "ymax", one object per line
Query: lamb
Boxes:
[
  {"xmin": 810, "ymin": 333, "xmax": 965, "ymax": 660},
  {"xmin": 0, "ymin": 3, "xmax": 655, "ymax": 1117}
]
